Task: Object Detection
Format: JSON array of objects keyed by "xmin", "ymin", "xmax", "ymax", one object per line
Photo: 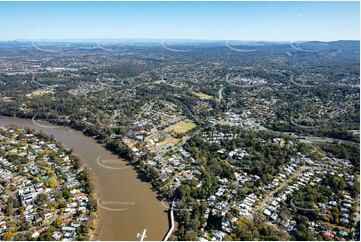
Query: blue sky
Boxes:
[{"xmin": 0, "ymin": 1, "xmax": 359, "ymax": 41}]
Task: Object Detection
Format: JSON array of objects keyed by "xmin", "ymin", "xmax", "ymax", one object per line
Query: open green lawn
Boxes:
[
  {"xmin": 156, "ymin": 137, "xmax": 180, "ymax": 147},
  {"xmin": 164, "ymin": 120, "xmax": 197, "ymax": 133},
  {"xmin": 26, "ymin": 89, "xmax": 54, "ymax": 97},
  {"xmin": 191, "ymin": 91, "xmax": 212, "ymax": 99}
]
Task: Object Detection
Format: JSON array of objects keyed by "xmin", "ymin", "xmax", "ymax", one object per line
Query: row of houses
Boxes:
[{"xmin": 0, "ymin": 126, "xmax": 92, "ymax": 240}]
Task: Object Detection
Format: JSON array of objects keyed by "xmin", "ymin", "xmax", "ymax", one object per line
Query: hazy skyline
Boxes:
[{"xmin": 0, "ymin": 1, "xmax": 359, "ymax": 41}]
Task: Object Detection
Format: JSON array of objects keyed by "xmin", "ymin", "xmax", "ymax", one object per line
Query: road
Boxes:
[
  {"xmin": 255, "ymin": 166, "xmax": 311, "ymax": 212},
  {"xmin": 217, "ymin": 87, "xmax": 224, "ymax": 102},
  {"xmin": 354, "ymin": 177, "xmax": 360, "ymax": 225},
  {"xmin": 255, "ymin": 163, "xmax": 335, "ymax": 213}
]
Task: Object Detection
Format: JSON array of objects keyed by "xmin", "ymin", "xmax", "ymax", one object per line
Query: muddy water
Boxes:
[{"xmin": 0, "ymin": 116, "xmax": 169, "ymax": 241}]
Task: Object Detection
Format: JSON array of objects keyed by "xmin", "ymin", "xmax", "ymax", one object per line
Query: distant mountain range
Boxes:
[
  {"xmin": 0, "ymin": 39, "xmax": 359, "ymax": 45},
  {"xmin": 0, "ymin": 40, "xmax": 358, "ymax": 53}
]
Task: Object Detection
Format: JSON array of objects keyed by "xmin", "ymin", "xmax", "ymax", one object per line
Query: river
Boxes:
[{"xmin": 0, "ymin": 116, "xmax": 169, "ymax": 241}]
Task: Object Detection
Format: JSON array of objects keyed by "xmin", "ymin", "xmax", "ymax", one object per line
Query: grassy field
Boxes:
[
  {"xmin": 279, "ymin": 138, "xmax": 285, "ymax": 148},
  {"xmin": 154, "ymin": 80, "xmax": 166, "ymax": 84},
  {"xmin": 164, "ymin": 120, "xmax": 197, "ymax": 134},
  {"xmin": 191, "ymin": 91, "xmax": 212, "ymax": 99},
  {"xmin": 26, "ymin": 89, "xmax": 54, "ymax": 97},
  {"xmin": 156, "ymin": 137, "xmax": 180, "ymax": 147}
]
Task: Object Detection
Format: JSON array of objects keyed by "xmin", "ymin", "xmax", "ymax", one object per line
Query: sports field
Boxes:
[
  {"xmin": 164, "ymin": 120, "xmax": 196, "ymax": 133},
  {"xmin": 26, "ymin": 89, "xmax": 54, "ymax": 97},
  {"xmin": 156, "ymin": 137, "xmax": 180, "ymax": 147},
  {"xmin": 154, "ymin": 80, "xmax": 166, "ymax": 84},
  {"xmin": 191, "ymin": 91, "xmax": 212, "ymax": 99}
]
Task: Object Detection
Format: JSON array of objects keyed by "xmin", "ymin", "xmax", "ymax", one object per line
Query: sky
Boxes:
[{"xmin": 0, "ymin": 1, "xmax": 359, "ymax": 41}]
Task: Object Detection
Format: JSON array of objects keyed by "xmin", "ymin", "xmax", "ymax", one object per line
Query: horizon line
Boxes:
[{"xmin": 1, "ymin": 38, "xmax": 360, "ymax": 43}]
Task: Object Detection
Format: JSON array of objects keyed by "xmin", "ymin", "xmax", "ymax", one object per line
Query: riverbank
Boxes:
[
  {"xmin": 0, "ymin": 116, "xmax": 169, "ymax": 240},
  {"xmin": 0, "ymin": 125, "xmax": 98, "ymax": 240},
  {"xmin": 80, "ymin": 164, "xmax": 100, "ymax": 241}
]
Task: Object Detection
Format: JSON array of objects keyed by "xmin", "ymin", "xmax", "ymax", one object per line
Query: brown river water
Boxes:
[{"xmin": 0, "ymin": 116, "xmax": 169, "ymax": 241}]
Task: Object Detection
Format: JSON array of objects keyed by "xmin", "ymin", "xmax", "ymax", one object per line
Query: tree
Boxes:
[
  {"xmin": 190, "ymin": 217, "xmax": 200, "ymax": 230},
  {"xmin": 149, "ymin": 167, "xmax": 159, "ymax": 180},
  {"xmin": 45, "ymin": 177, "xmax": 58, "ymax": 188},
  {"xmin": 1, "ymin": 227, "xmax": 16, "ymax": 240},
  {"xmin": 184, "ymin": 230, "xmax": 197, "ymax": 240},
  {"xmin": 88, "ymin": 197, "xmax": 97, "ymax": 212},
  {"xmin": 54, "ymin": 218, "xmax": 62, "ymax": 228},
  {"xmin": 36, "ymin": 193, "xmax": 49, "ymax": 206},
  {"xmin": 18, "ymin": 206, "xmax": 25, "ymax": 214},
  {"xmin": 4, "ymin": 205, "xmax": 12, "ymax": 216},
  {"xmin": 58, "ymin": 199, "xmax": 67, "ymax": 208}
]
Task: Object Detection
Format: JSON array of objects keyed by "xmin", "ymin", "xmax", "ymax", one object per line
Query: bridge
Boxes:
[{"xmin": 163, "ymin": 200, "xmax": 175, "ymax": 241}]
